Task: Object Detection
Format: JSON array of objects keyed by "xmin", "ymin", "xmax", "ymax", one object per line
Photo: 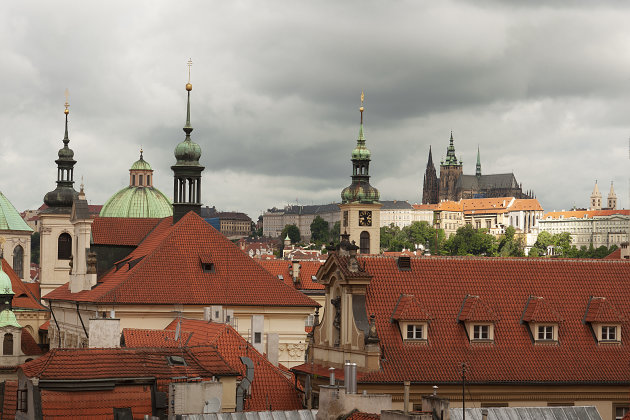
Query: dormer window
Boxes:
[
  {"xmin": 472, "ymin": 324, "xmax": 491, "ymax": 340},
  {"xmin": 536, "ymin": 325, "xmax": 555, "ymax": 341},
  {"xmin": 406, "ymin": 324, "xmax": 425, "ymax": 340},
  {"xmin": 583, "ymin": 296, "xmax": 624, "ymax": 345},
  {"xmin": 601, "ymin": 325, "xmax": 617, "ymax": 341}
]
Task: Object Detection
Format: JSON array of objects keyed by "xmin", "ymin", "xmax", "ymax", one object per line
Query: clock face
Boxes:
[{"xmin": 358, "ymin": 210, "xmax": 372, "ymax": 226}]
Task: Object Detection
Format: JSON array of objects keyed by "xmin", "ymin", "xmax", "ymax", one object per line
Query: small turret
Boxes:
[
  {"xmin": 608, "ymin": 181, "xmax": 617, "ymax": 210},
  {"xmin": 590, "ymin": 180, "xmax": 602, "ymax": 211}
]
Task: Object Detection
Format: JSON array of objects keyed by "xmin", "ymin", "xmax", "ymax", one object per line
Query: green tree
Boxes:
[
  {"xmin": 330, "ymin": 221, "xmax": 341, "ymax": 247},
  {"xmin": 281, "ymin": 224, "xmax": 301, "ymax": 244},
  {"xmin": 497, "ymin": 226, "xmax": 525, "ymax": 257},
  {"xmin": 444, "ymin": 225, "xmax": 498, "ymax": 256},
  {"xmin": 310, "ymin": 216, "xmax": 330, "ymax": 244},
  {"xmin": 529, "ymin": 231, "xmax": 554, "ymax": 257},
  {"xmin": 31, "ymin": 232, "xmax": 40, "ymax": 265},
  {"xmin": 401, "ymin": 221, "xmax": 445, "ymax": 255},
  {"xmin": 380, "ymin": 224, "xmax": 411, "ymax": 252}
]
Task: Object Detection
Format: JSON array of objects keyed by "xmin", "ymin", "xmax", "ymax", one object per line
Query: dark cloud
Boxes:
[{"xmin": 1, "ymin": 1, "xmax": 629, "ymax": 218}]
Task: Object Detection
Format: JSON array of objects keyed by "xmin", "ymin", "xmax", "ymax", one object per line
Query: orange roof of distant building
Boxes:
[
  {"xmin": 413, "ymin": 204, "xmax": 437, "ymax": 210},
  {"xmin": 436, "ymin": 201, "xmax": 462, "ymax": 212},
  {"xmin": 543, "ymin": 209, "xmax": 630, "ymax": 220},
  {"xmin": 46, "ymin": 212, "xmax": 318, "ymax": 307},
  {"xmin": 508, "ymin": 199, "xmax": 544, "ymax": 212},
  {"xmin": 123, "ymin": 319, "xmax": 303, "ymax": 411}
]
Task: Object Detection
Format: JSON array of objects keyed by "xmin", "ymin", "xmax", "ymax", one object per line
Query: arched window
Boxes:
[
  {"xmin": 360, "ymin": 231, "xmax": 370, "ymax": 254},
  {"xmin": 139, "ymin": 175, "xmax": 144, "ymax": 186},
  {"xmin": 3, "ymin": 333, "xmax": 13, "ymax": 355},
  {"xmin": 58, "ymin": 233, "xmax": 72, "ymax": 260},
  {"xmin": 12, "ymin": 245, "xmax": 24, "ymax": 279},
  {"xmin": 146, "ymin": 175, "xmax": 151, "ymax": 186},
  {"xmin": 131, "ymin": 174, "xmax": 136, "ymax": 186}
]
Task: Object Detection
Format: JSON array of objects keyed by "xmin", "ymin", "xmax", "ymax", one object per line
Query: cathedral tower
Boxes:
[
  {"xmin": 608, "ymin": 181, "xmax": 617, "ymax": 210},
  {"xmin": 590, "ymin": 181, "xmax": 602, "ymax": 211},
  {"xmin": 438, "ymin": 132, "xmax": 463, "ymax": 201},
  {"xmin": 421, "ymin": 146, "xmax": 439, "ymax": 204},
  {"xmin": 172, "ymin": 60, "xmax": 205, "ymax": 224},
  {"xmin": 339, "ymin": 92, "xmax": 382, "ymax": 254}
]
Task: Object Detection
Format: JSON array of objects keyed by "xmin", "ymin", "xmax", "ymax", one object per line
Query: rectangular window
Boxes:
[
  {"xmin": 486, "ymin": 220, "xmax": 492, "ymax": 229},
  {"xmin": 406, "ymin": 324, "xmax": 424, "ymax": 340},
  {"xmin": 139, "ymin": 175, "xmax": 143, "ymax": 186},
  {"xmin": 537, "ymin": 325, "xmax": 554, "ymax": 340},
  {"xmin": 146, "ymin": 175, "xmax": 151, "ymax": 185},
  {"xmin": 615, "ymin": 406, "xmax": 629, "ymax": 420},
  {"xmin": 17, "ymin": 388, "xmax": 27, "ymax": 412},
  {"xmin": 254, "ymin": 332, "xmax": 262, "ymax": 344},
  {"xmin": 602, "ymin": 326, "xmax": 617, "ymax": 341},
  {"xmin": 475, "ymin": 221, "xmax": 481, "ymax": 229},
  {"xmin": 473, "ymin": 325, "xmax": 489, "ymax": 340}
]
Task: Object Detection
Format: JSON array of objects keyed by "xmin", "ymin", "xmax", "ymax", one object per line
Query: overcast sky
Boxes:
[{"xmin": 1, "ymin": 1, "xmax": 629, "ymax": 219}]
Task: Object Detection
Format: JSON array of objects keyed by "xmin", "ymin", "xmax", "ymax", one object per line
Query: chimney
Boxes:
[
  {"xmin": 403, "ymin": 381, "xmax": 410, "ymax": 414},
  {"xmin": 291, "ymin": 260, "xmax": 301, "ymax": 284},
  {"xmin": 482, "ymin": 409, "xmax": 488, "ymax": 420},
  {"xmin": 266, "ymin": 333, "xmax": 279, "ymax": 366},
  {"xmin": 329, "ymin": 367, "xmax": 335, "ymax": 385},
  {"xmin": 250, "ymin": 315, "xmax": 264, "ymax": 354},
  {"xmin": 88, "ymin": 317, "xmax": 121, "ymax": 348}
]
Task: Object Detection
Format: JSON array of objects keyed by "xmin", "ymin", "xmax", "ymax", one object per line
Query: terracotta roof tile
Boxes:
[
  {"xmin": 123, "ymin": 319, "xmax": 304, "ymax": 411},
  {"xmin": 91, "ymin": 216, "xmax": 164, "ymax": 246},
  {"xmin": 20, "ymin": 347, "xmax": 237, "ymax": 380},
  {"xmin": 346, "ymin": 411, "xmax": 380, "ymax": 420},
  {"xmin": 21, "ymin": 329, "xmax": 43, "ymax": 356},
  {"xmin": 604, "ymin": 248, "xmax": 622, "ymax": 259},
  {"xmin": 40, "ymin": 384, "xmax": 152, "ymax": 419},
  {"xmin": 256, "ymin": 259, "xmax": 324, "ymax": 291},
  {"xmin": 297, "ymin": 255, "xmax": 630, "ymax": 384},
  {"xmin": 1, "ymin": 380, "xmax": 16, "ymax": 420},
  {"xmin": 583, "ymin": 296, "xmax": 624, "ymax": 323},
  {"xmin": 508, "ymin": 199, "xmax": 544, "ymax": 212},
  {"xmin": 1, "ymin": 259, "xmax": 47, "ymax": 312},
  {"xmin": 457, "ymin": 295, "xmax": 498, "ymax": 322},
  {"xmin": 39, "ymin": 320, "xmax": 50, "ymax": 331},
  {"xmin": 47, "ymin": 212, "xmax": 318, "ymax": 307},
  {"xmin": 391, "ymin": 294, "xmax": 432, "ymax": 321},
  {"xmin": 521, "ymin": 296, "xmax": 562, "ymax": 323},
  {"xmin": 543, "ymin": 209, "xmax": 630, "ymax": 220}
]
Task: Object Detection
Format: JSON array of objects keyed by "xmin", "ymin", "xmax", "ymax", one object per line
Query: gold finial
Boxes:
[
  {"xmin": 64, "ymin": 88, "xmax": 70, "ymax": 115},
  {"xmin": 186, "ymin": 58, "xmax": 193, "ymax": 91},
  {"xmin": 359, "ymin": 90, "xmax": 365, "ymax": 123},
  {"xmin": 140, "ymin": 146, "xmax": 144, "ymax": 159}
]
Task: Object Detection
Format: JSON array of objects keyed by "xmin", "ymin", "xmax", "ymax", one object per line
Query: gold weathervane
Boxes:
[
  {"xmin": 186, "ymin": 58, "xmax": 193, "ymax": 91},
  {"xmin": 360, "ymin": 90, "xmax": 365, "ymax": 123},
  {"xmin": 64, "ymin": 88, "xmax": 70, "ymax": 115}
]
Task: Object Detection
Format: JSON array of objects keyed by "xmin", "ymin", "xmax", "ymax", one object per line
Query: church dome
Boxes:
[
  {"xmin": 99, "ymin": 187, "xmax": 172, "ymax": 218},
  {"xmin": 341, "ymin": 182, "xmax": 380, "ymax": 204},
  {"xmin": 174, "ymin": 139, "xmax": 202, "ymax": 166},
  {"xmin": 0, "ymin": 309, "xmax": 20, "ymax": 328},
  {"xmin": 0, "ymin": 263, "xmax": 13, "ymax": 295},
  {"xmin": 131, "ymin": 156, "xmax": 152, "ymax": 171},
  {"xmin": 44, "ymin": 187, "xmax": 78, "ymax": 208}
]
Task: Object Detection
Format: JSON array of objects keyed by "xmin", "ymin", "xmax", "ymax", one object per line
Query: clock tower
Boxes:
[{"xmin": 339, "ymin": 92, "xmax": 381, "ymax": 254}]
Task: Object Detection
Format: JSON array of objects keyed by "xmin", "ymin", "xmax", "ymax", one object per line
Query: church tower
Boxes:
[
  {"xmin": 421, "ymin": 146, "xmax": 439, "ymax": 204},
  {"xmin": 607, "ymin": 181, "xmax": 617, "ymax": 210},
  {"xmin": 339, "ymin": 92, "xmax": 382, "ymax": 254},
  {"xmin": 40, "ymin": 94, "xmax": 80, "ymax": 297},
  {"xmin": 438, "ymin": 132, "xmax": 463, "ymax": 201},
  {"xmin": 172, "ymin": 60, "xmax": 205, "ymax": 224},
  {"xmin": 476, "ymin": 146, "xmax": 482, "ymax": 178},
  {"xmin": 590, "ymin": 181, "xmax": 602, "ymax": 211}
]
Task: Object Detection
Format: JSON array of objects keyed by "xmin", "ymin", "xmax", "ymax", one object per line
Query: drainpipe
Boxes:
[
  {"xmin": 403, "ymin": 381, "xmax": 410, "ymax": 415},
  {"xmin": 47, "ymin": 300, "xmax": 62, "ymax": 348},
  {"xmin": 76, "ymin": 303, "xmax": 89, "ymax": 342}
]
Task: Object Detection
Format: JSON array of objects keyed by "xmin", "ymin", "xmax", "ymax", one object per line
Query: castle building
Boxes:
[
  {"xmin": 339, "ymin": 94, "xmax": 381, "ymax": 254},
  {"xmin": 422, "ymin": 133, "xmax": 531, "ymax": 203},
  {"xmin": 99, "ymin": 150, "xmax": 172, "ymax": 218}
]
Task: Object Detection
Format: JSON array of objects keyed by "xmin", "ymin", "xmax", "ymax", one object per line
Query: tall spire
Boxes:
[
  {"xmin": 341, "ymin": 91, "xmax": 379, "ymax": 204},
  {"xmin": 172, "ymin": 59, "xmax": 205, "ymax": 223},
  {"xmin": 43, "ymin": 90, "xmax": 78, "ymax": 209},
  {"xmin": 476, "ymin": 146, "xmax": 481, "ymax": 177},
  {"xmin": 428, "ymin": 145, "xmax": 433, "ymax": 166},
  {"xmin": 444, "ymin": 131, "xmax": 460, "ymax": 166}
]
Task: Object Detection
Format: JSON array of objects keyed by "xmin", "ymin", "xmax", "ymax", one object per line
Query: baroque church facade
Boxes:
[{"xmin": 422, "ymin": 133, "xmax": 532, "ymax": 204}]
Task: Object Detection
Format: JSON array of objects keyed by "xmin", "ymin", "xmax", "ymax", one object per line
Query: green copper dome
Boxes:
[
  {"xmin": 174, "ymin": 139, "xmax": 202, "ymax": 166},
  {"xmin": 341, "ymin": 183, "xmax": 380, "ymax": 203},
  {"xmin": 0, "ymin": 263, "xmax": 13, "ymax": 295},
  {"xmin": 0, "ymin": 309, "xmax": 20, "ymax": 328},
  {"xmin": 0, "ymin": 192, "xmax": 32, "ymax": 232},
  {"xmin": 131, "ymin": 154, "xmax": 152, "ymax": 171},
  {"xmin": 100, "ymin": 187, "xmax": 172, "ymax": 218},
  {"xmin": 351, "ymin": 124, "xmax": 371, "ymax": 160}
]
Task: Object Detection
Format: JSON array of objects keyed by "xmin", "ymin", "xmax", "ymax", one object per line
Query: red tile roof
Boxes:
[
  {"xmin": 346, "ymin": 411, "xmax": 381, "ymax": 420},
  {"xmin": 39, "ymin": 320, "xmax": 50, "ymax": 331},
  {"xmin": 21, "ymin": 329, "xmax": 43, "ymax": 356},
  {"xmin": 256, "ymin": 259, "xmax": 324, "ymax": 290},
  {"xmin": 457, "ymin": 295, "xmax": 498, "ymax": 322},
  {"xmin": 583, "ymin": 296, "xmax": 624, "ymax": 323},
  {"xmin": 40, "ymin": 384, "xmax": 152, "ymax": 419},
  {"xmin": 604, "ymin": 248, "xmax": 623, "ymax": 260},
  {"xmin": 1, "ymin": 259, "xmax": 47, "ymax": 312},
  {"xmin": 521, "ymin": 296, "xmax": 562, "ymax": 323},
  {"xmin": 391, "ymin": 294, "xmax": 432, "ymax": 321},
  {"xmin": 91, "ymin": 216, "xmax": 164, "ymax": 246},
  {"xmin": 123, "ymin": 319, "xmax": 304, "ymax": 411},
  {"xmin": 46, "ymin": 212, "xmax": 318, "ymax": 307},
  {"xmin": 20, "ymin": 347, "xmax": 237, "ymax": 380},
  {"xmin": 297, "ymin": 255, "xmax": 630, "ymax": 384},
  {"xmin": 1, "ymin": 380, "xmax": 16, "ymax": 420},
  {"xmin": 543, "ymin": 209, "xmax": 630, "ymax": 220}
]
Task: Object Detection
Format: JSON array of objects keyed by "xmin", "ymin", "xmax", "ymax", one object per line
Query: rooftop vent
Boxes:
[
  {"xmin": 397, "ymin": 256, "xmax": 411, "ymax": 271},
  {"xmin": 202, "ymin": 262, "xmax": 215, "ymax": 273}
]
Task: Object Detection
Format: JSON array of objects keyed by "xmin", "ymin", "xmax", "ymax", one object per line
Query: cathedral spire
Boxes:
[
  {"xmin": 444, "ymin": 131, "xmax": 460, "ymax": 166},
  {"xmin": 476, "ymin": 146, "xmax": 481, "ymax": 177}
]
